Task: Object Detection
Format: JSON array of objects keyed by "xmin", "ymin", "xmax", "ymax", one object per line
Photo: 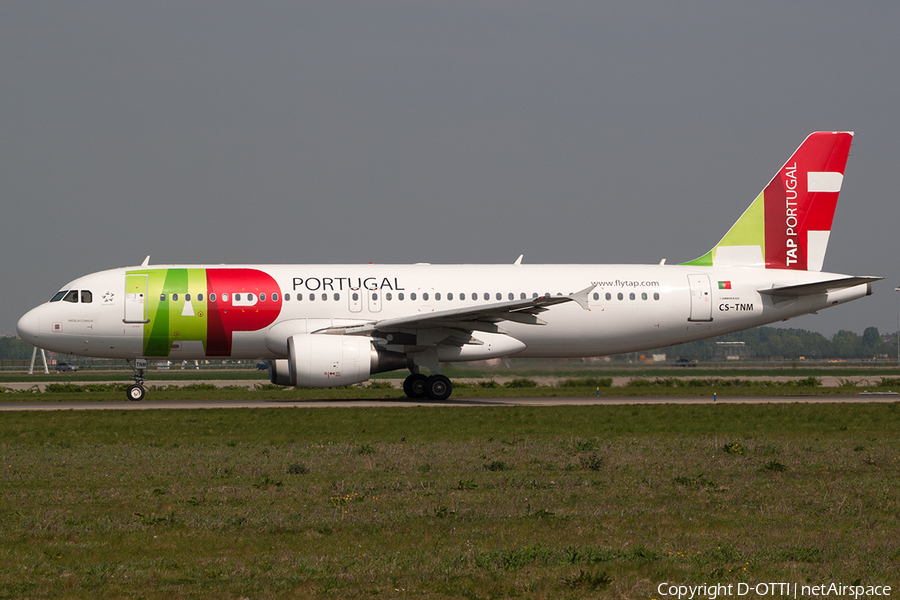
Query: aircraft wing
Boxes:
[
  {"xmin": 318, "ymin": 285, "xmax": 596, "ymax": 339},
  {"xmin": 758, "ymin": 276, "xmax": 882, "ymax": 298}
]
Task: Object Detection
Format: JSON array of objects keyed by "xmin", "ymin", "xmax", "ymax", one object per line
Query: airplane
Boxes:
[{"xmin": 17, "ymin": 131, "xmax": 880, "ymax": 401}]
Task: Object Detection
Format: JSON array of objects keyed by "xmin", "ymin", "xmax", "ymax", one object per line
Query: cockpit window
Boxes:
[
  {"xmin": 81, "ymin": 291, "xmax": 92, "ymax": 303},
  {"xmin": 63, "ymin": 290, "xmax": 79, "ymax": 303},
  {"xmin": 50, "ymin": 291, "xmax": 67, "ymax": 302}
]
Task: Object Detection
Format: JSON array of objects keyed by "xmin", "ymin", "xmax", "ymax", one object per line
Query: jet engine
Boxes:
[{"xmin": 268, "ymin": 333, "xmax": 405, "ymax": 387}]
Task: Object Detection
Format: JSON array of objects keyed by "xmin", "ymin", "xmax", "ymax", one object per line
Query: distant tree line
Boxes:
[
  {"xmin": 1, "ymin": 326, "xmax": 896, "ymax": 362},
  {"xmin": 0, "ymin": 337, "xmax": 36, "ymax": 360},
  {"xmin": 659, "ymin": 326, "xmax": 894, "ymax": 362}
]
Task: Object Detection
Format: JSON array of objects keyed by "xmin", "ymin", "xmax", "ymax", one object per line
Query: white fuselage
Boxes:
[{"xmin": 17, "ymin": 263, "xmax": 870, "ymax": 362}]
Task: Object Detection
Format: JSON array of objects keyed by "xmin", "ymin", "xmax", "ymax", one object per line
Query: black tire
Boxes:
[
  {"xmin": 127, "ymin": 384, "xmax": 146, "ymax": 401},
  {"xmin": 403, "ymin": 373, "xmax": 428, "ymax": 399},
  {"xmin": 425, "ymin": 374, "xmax": 453, "ymax": 401}
]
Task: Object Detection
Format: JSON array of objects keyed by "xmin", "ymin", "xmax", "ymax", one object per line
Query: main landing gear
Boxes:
[
  {"xmin": 126, "ymin": 359, "xmax": 147, "ymax": 401},
  {"xmin": 403, "ymin": 373, "xmax": 453, "ymax": 401}
]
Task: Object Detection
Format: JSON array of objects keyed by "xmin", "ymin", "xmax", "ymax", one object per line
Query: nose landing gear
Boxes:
[{"xmin": 127, "ymin": 359, "xmax": 147, "ymax": 401}]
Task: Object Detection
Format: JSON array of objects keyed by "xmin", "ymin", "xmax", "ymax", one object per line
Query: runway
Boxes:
[{"xmin": 0, "ymin": 394, "xmax": 897, "ymax": 411}]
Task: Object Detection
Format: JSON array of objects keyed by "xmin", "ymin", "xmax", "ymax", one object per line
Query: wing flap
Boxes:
[{"xmin": 322, "ymin": 285, "xmax": 597, "ymax": 336}]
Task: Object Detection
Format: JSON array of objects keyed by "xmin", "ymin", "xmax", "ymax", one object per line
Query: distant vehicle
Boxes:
[
  {"xmin": 256, "ymin": 361, "xmax": 269, "ymax": 370},
  {"xmin": 55, "ymin": 362, "xmax": 79, "ymax": 372},
  {"xmin": 674, "ymin": 358, "xmax": 697, "ymax": 367}
]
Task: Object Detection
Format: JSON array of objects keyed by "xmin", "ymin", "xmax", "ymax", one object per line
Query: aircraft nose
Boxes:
[{"xmin": 16, "ymin": 307, "xmax": 41, "ymax": 345}]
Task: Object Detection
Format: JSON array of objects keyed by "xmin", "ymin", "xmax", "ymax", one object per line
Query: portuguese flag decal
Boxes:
[{"xmin": 718, "ymin": 281, "xmax": 732, "ymax": 290}]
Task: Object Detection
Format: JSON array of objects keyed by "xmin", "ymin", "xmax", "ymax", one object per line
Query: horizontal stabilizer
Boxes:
[{"xmin": 759, "ymin": 276, "xmax": 882, "ymax": 298}]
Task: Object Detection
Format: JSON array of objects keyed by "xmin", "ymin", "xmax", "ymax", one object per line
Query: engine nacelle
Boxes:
[
  {"xmin": 268, "ymin": 334, "xmax": 407, "ymax": 387},
  {"xmin": 268, "ymin": 359, "xmax": 291, "ymax": 386},
  {"xmin": 288, "ymin": 333, "xmax": 371, "ymax": 387}
]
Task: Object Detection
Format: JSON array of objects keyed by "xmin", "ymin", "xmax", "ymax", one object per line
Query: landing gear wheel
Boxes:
[
  {"xmin": 403, "ymin": 373, "xmax": 428, "ymax": 399},
  {"xmin": 425, "ymin": 374, "xmax": 453, "ymax": 401},
  {"xmin": 127, "ymin": 384, "xmax": 146, "ymax": 402}
]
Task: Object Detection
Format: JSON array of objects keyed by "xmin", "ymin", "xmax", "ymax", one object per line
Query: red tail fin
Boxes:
[
  {"xmin": 763, "ymin": 131, "xmax": 853, "ymax": 270},
  {"xmin": 683, "ymin": 131, "xmax": 853, "ymax": 271}
]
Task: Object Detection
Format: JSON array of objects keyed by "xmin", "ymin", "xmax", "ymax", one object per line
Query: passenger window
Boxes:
[
  {"xmin": 617, "ymin": 293, "xmax": 623, "ymax": 301},
  {"xmin": 322, "ymin": 293, "xmax": 328, "ymax": 301},
  {"xmin": 334, "ymin": 293, "xmax": 340, "ymax": 301},
  {"xmin": 641, "ymin": 292, "xmax": 648, "ymax": 300},
  {"xmin": 184, "ymin": 293, "xmax": 191, "ymax": 302},
  {"xmin": 247, "ymin": 293, "xmax": 255, "ymax": 302},
  {"xmin": 210, "ymin": 293, "xmax": 217, "ymax": 302},
  {"xmin": 654, "ymin": 292, "xmax": 660, "ymax": 301},
  {"xmin": 532, "ymin": 293, "xmax": 538, "ymax": 298},
  {"xmin": 271, "ymin": 293, "xmax": 278, "ymax": 302},
  {"xmin": 592, "ymin": 292, "xmax": 599, "ymax": 301},
  {"xmin": 399, "ymin": 292, "xmax": 405, "ymax": 301},
  {"xmin": 297, "ymin": 293, "xmax": 303, "ymax": 301},
  {"xmin": 496, "ymin": 293, "xmax": 502, "ymax": 301},
  {"xmin": 81, "ymin": 291, "xmax": 92, "ymax": 303},
  {"xmin": 411, "ymin": 292, "xmax": 417, "ymax": 301},
  {"xmin": 483, "ymin": 293, "xmax": 490, "ymax": 301},
  {"xmin": 352, "ymin": 292, "xmax": 359, "ymax": 301},
  {"xmin": 197, "ymin": 293, "xmax": 203, "ymax": 301},
  {"xmin": 460, "ymin": 293, "xmax": 466, "ymax": 300},
  {"xmin": 605, "ymin": 293, "xmax": 612, "ymax": 301},
  {"xmin": 309, "ymin": 293, "xmax": 315, "ymax": 301},
  {"xmin": 435, "ymin": 292, "xmax": 441, "ymax": 301},
  {"xmin": 222, "ymin": 293, "xmax": 229, "ymax": 302},
  {"xmin": 159, "ymin": 294, "xmax": 166, "ymax": 302},
  {"xmin": 174, "ymin": 293, "xmax": 180, "ymax": 301},
  {"xmin": 447, "ymin": 292, "xmax": 453, "ymax": 301},
  {"xmin": 371, "ymin": 293, "xmax": 377, "ymax": 301},
  {"xmin": 629, "ymin": 292, "xmax": 635, "ymax": 300},
  {"xmin": 50, "ymin": 291, "xmax": 67, "ymax": 302},
  {"xmin": 234, "ymin": 293, "xmax": 240, "ymax": 302},
  {"xmin": 284, "ymin": 293, "xmax": 290, "ymax": 301},
  {"xmin": 386, "ymin": 292, "xmax": 392, "ymax": 301},
  {"xmin": 260, "ymin": 293, "xmax": 266, "ymax": 302},
  {"xmin": 423, "ymin": 292, "xmax": 429, "ymax": 301},
  {"xmin": 520, "ymin": 293, "xmax": 526, "ymax": 300}
]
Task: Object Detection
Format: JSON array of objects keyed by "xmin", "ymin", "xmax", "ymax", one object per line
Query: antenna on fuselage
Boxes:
[
  {"xmin": 141, "ymin": 255, "xmax": 150, "ymax": 267},
  {"xmin": 514, "ymin": 254, "xmax": 524, "ymax": 265}
]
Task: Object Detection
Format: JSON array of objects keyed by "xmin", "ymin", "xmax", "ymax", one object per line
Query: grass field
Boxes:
[
  {"xmin": 1, "ymin": 403, "xmax": 898, "ymax": 599},
  {"xmin": 4, "ymin": 373, "xmax": 900, "ymax": 403}
]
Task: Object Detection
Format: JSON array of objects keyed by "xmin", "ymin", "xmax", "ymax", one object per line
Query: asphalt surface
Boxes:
[{"xmin": 0, "ymin": 394, "xmax": 897, "ymax": 411}]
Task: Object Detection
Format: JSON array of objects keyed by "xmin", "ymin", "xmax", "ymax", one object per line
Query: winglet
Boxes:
[{"xmin": 568, "ymin": 284, "xmax": 597, "ymax": 310}]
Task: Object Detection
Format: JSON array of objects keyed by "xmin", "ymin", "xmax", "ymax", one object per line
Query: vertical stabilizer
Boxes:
[{"xmin": 682, "ymin": 131, "xmax": 853, "ymax": 271}]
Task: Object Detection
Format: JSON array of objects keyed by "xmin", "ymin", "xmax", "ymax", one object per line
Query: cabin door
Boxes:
[
  {"xmin": 124, "ymin": 274, "xmax": 149, "ymax": 323},
  {"xmin": 687, "ymin": 274, "xmax": 713, "ymax": 322}
]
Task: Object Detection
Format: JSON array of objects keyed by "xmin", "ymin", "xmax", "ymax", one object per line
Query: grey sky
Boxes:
[{"xmin": 2, "ymin": 2, "xmax": 898, "ymax": 338}]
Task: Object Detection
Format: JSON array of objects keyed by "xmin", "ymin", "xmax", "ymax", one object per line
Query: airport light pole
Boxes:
[{"xmin": 895, "ymin": 287, "xmax": 900, "ymax": 364}]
